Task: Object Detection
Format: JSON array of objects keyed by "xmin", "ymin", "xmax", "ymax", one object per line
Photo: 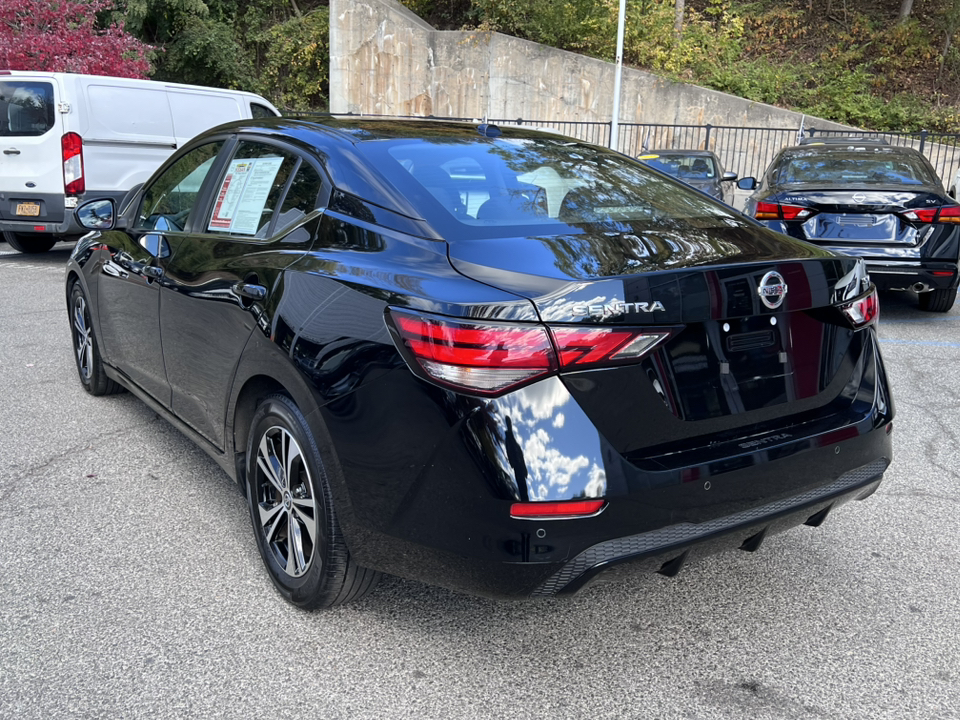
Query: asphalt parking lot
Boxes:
[{"xmin": 1, "ymin": 243, "xmax": 958, "ymax": 720}]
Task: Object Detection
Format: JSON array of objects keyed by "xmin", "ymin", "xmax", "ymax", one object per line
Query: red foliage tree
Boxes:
[{"xmin": 0, "ymin": 0, "xmax": 151, "ymax": 78}]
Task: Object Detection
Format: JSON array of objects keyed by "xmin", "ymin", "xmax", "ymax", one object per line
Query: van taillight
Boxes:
[{"xmin": 62, "ymin": 132, "xmax": 84, "ymax": 195}]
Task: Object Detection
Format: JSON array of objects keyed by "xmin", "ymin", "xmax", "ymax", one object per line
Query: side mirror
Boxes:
[
  {"xmin": 737, "ymin": 177, "xmax": 757, "ymax": 191},
  {"xmin": 722, "ymin": 171, "xmax": 738, "ymax": 182},
  {"xmin": 76, "ymin": 199, "xmax": 116, "ymax": 231}
]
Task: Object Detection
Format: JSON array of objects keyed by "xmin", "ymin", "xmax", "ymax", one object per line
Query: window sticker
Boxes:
[{"xmin": 208, "ymin": 156, "xmax": 284, "ymax": 234}]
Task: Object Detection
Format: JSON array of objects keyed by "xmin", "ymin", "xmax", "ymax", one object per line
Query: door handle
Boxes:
[
  {"xmin": 234, "ymin": 282, "xmax": 267, "ymax": 301},
  {"xmin": 142, "ymin": 265, "xmax": 163, "ymax": 279},
  {"xmin": 3, "ymin": 148, "xmax": 20, "ymax": 156}
]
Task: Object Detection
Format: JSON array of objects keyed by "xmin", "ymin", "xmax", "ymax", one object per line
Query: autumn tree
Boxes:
[{"xmin": 0, "ymin": 0, "xmax": 151, "ymax": 78}]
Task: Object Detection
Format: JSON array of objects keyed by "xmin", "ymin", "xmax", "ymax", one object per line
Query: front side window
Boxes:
[
  {"xmin": 0, "ymin": 81, "xmax": 55, "ymax": 137},
  {"xmin": 206, "ymin": 141, "xmax": 298, "ymax": 237},
  {"xmin": 136, "ymin": 141, "xmax": 225, "ymax": 231},
  {"xmin": 251, "ymin": 103, "xmax": 278, "ymax": 119}
]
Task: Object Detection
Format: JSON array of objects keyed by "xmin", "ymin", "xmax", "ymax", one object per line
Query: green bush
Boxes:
[{"xmin": 254, "ymin": 8, "xmax": 329, "ymax": 112}]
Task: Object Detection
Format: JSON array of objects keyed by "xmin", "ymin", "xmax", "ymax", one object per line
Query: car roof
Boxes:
[
  {"xmin": 797, "ymin": 136, "xmax": 890, "ymax": 146},
  {"xmin": 191, "ymin": 116, "xmax": 603, "ymax": 233},
  {"xmin": 642, "ymin": 149, "xmax": 718, "ymax": 158}
]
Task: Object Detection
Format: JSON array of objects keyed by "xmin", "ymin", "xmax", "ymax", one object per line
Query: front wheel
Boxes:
[
  {"xmin": 246, "ymin": 394, "xmax": 380, "ymax": 608},
  {"xmin": 3, "ymin": 231, "xmax": 57, "ymax": 254},
  {"xmin": 918, "ymin": 287, "xmax": 957, "ymax": 313},
  {"xmin": 69, "ymin": 282, "xmax": 122, "ymax": 396}
]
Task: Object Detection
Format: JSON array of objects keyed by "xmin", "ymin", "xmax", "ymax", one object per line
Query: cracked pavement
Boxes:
[{"xmin": 1, "ymin": 243, "xmax": 959, "ymax": 719}]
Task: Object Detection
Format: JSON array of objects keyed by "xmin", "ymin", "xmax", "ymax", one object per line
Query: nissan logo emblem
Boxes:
[{"xmin": 758, "ymin": 271, "xmax": 788, "ymax": 309}]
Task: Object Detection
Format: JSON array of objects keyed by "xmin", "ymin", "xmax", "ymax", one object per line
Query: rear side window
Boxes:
[
  {"xmin": 274, "ymin": 163, "xmax": 323, "ymax": 233},
  {"xmin": 0, "ymin": 81, "xmax": 55, "ymax": 137},
  {"xmin": 206, "ymin": 140, "xmax": 299, "ymax": 237}
]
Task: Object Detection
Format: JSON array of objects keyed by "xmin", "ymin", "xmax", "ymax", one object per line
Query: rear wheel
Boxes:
[
  {"xmin": 918, "ymin": 287, "xmax": 957, "ymax": 313},
  {"xmin": 2, "ymin": 232, "xmax": 57, "ymax": 254},
  {"xmin": 246, "ymin": 394, "xmax": 380, "ymax": 608},
  {"xmin": 69, "ymin": 282, "xmax": 123, "ymax": 396}
]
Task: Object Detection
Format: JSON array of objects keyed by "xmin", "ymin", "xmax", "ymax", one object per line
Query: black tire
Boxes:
[
  {"xmin": 918, "ymin": 287, "xmax": 957, "ymax": 313},
  {"xmin": 68, "ymin": 282, "xmax": 123, "ymax": 396},
  {"xmin": 246, "ymin": 394, "xmax": 380, "ymax": 609},
  {"xmin": 3, "ymin": 231, "xmax": 57, "ymax": 254}
]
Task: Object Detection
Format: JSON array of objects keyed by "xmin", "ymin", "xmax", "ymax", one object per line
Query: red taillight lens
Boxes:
[
  {"xmin": 390, "ymin": 311, "xmax": 556, "ymax": 395},
  {"xmin": 840, "ymin": 289, "xmax": 879, "ymax": 329},
  {"xmin": 755, "ymin": 202, "xmax": 814, "ymax": 221},
  {"xmin": 549, "ymin": 327, "xmax": 672, "ymax": 369},
  {"xmin": 901, "ymin": 205, "xmax": 960, "ymax": 223},
  {"xmin": 510, "ymin": 499, "xmax": 605, "ymax": 519},
  {"xmin": 938, "ymin": 205, "xmax": 960, "ymax": 223},
  {"xmin": 754, "ymin": 202, "xmax": 780, "ymax": 220},
  {"xmin": 62, "ymin": 132, "xmax": 84, "ymax": 195},
  {"xmin": 388, "ymin": 309, "xmax": 673, "ymax": 396}
]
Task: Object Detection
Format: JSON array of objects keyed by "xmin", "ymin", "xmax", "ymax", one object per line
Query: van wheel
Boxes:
[
  {"xmin": 246, "ymin": 394, "xmax": 381, "ymax": 609},
  {"xmin": 3, "ymin": 232, "xmax": 57, "ymax": 254},
  {"xmin": 918, "ymin": 287, "xmax": 957, "ymax": 313}
]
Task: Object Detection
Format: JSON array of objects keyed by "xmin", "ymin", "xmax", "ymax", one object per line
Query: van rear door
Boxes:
[{"xmin": 0, "ymin": 75, "xmax": 66, "ymax": 225}]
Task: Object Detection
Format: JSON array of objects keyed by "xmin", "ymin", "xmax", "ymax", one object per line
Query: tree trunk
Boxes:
[
  {"xmin": 674, "ymin": 0, "xmax": 685, "ymax": 38},
  {"xmin": 899, "ymin": 0, "xmax": 914, "ymax": 22},
  {"xmin": 290, "ymin": 0, "xmax": 302, "ymax": 17}
]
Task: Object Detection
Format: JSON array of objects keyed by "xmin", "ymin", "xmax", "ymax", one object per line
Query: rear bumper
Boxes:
[
  {"xmin": 1, "ymin": 190, "xmax": 127, "ymax": 239},
  {"xmin": 323, "ymin": 331, "xmax": 894, "ymax": 600},
  {"xmin": 537, "ymin": 457, "xmax": 887, "ymax": 596},
  {"xmin": 865, "ymin": 261, "xmax": 959, "ymax": 292}
]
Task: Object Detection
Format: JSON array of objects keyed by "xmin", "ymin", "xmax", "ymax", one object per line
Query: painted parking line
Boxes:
[{"xmin": 879, "ymin": 338, "xmax": 960, "ymax": 348}]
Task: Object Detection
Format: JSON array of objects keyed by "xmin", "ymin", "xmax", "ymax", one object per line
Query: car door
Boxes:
[
  {"xmin": 159, "ymin": 136, "xmax": 328, "ymax": 448},
  {"xmin": 96, "ymin": 139, "xmax": 228, "ymax": 405}
]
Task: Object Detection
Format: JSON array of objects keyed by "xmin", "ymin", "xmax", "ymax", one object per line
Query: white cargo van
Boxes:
[{"xmin": 0, "ymin": 71, "xmax": 279, "ymax": 253}]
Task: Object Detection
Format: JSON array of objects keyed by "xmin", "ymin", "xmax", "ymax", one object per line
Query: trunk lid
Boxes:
[
  {"xmin": 773, "ymin": 187, "xmax": 946, "ymax": 246},
  {"xmin": 447, "ymin": 222, "xmax": 872, "ymax": 463}
]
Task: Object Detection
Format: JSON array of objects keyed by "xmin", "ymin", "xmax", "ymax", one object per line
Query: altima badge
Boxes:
[{"xmin": 758, "ymin": 271, "xmax": 788, "ymax": 309}]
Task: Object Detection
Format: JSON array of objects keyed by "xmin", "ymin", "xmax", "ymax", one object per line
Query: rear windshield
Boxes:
[
  {"xmin": 775, "ymin": 151, "xmax": 936, "ymax": 186},
  {"xmin": 642, "ymin": 154, "xmax": 717, "ymax": 180},
  {"xmin": 360, "ymin": 137, "xmax": 740, "ymax": 238},
  {"xmin": 0, "ymin": 81, "xmax": 56, "ymax": 137}
]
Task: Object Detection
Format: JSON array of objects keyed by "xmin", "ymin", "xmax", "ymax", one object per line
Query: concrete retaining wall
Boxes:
[{"xmin": 329, "ymin": 0, "xmax": 857, "ymax": 139}]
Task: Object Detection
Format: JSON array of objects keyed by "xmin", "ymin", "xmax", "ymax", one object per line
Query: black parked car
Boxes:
[
  {"xmin": 638, "ymin": 150, "xmax": 738, "ymax": 203},
  {"xmin": 740, "ymin": 138, "xmax": 960, "ymax": 312},
  {"xmin": 66, "ymin": 118, "xmax": 893, "ymax": 608}
]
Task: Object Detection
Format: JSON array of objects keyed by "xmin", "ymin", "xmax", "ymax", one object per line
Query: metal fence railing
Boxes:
[{"xmin": 326, "ymin": 113, "xmax": 960, "ymax": 189}]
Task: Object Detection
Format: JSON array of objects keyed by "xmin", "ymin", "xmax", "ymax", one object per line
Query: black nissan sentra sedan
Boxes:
[
  {"xmin": 740, "ymin": 138, "xmax": 960, "ymax": 312},
  {"xmin": 66, "ymin": 118, "xmax": 894, "ymax": 608}
]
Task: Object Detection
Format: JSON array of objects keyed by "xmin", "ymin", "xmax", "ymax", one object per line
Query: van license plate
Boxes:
[{"xmin": 16, "ymin": 202, "xmax": 40, "ymax": 217}]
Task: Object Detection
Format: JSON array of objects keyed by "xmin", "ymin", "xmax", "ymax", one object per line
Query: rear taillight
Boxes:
[
  {"xmin": 388, "ymin": 309, "xmax": 673, "ymax": 396},
  {"xmin": 62, "ymin": 132, "xmax": 84, "ymax": 195},
  {"xmin": 510, "ymin": 499, "xmax": 606, "ymax": 519},
  {"xmin": 901, "ymin": 205, "xmax": 960, "ymax": 223},
  {"xmin": 840, "ymin": 288, "xmax": 879, "ymax": 329},
  {"xmin": 755, "ymin": 202, "xmax": 815, "ymax": 221},
  {"xmin": 549, "ymin": 326, "xmax": 672, "ymax": 368}
]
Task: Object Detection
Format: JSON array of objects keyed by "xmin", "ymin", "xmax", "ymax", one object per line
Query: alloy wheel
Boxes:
[
  {"xmin": 72, "ymin": 294, "xmax": 93, "ymax": 382},
  {"xmin": 254, "ymin": 426, "xmax": 318, "ymax": 578}
]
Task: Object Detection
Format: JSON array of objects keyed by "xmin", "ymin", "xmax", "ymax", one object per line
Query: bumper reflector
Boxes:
[{"xmin": 510, "ymin": 499, "xmax": 605, "ymax": 519}]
